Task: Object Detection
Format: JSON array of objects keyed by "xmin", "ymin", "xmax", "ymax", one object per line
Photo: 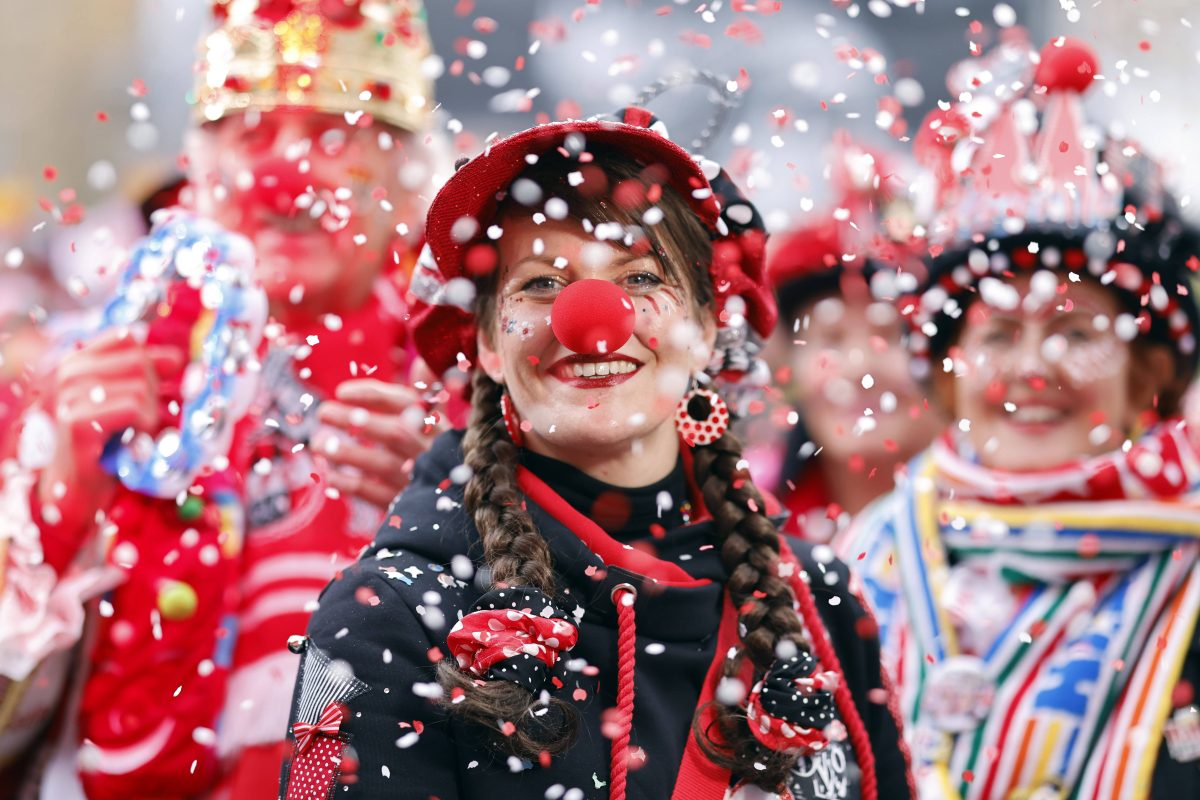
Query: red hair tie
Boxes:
[
  {"xmin": 745, "ymin": 650, "xmax": 841, "ymax": 754},
  {"xmin": 447, "ymin": 587, "xmax": 578, "ymax": 691}
]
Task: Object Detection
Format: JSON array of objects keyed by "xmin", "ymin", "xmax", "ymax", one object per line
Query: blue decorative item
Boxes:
[{"xmin": 98, "ymin": 208, "xmax": 267, "ymax": 498}]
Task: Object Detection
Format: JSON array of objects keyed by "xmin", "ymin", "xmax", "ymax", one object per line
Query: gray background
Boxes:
[{"xmin": 1, "ymin": 0, "xmax": 1197, "ymax": 270}]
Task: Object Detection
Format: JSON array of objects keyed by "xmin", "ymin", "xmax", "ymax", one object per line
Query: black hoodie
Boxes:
[{"xmin": 279, "ymin": 430, "xmax": 913, "ymax": 800}]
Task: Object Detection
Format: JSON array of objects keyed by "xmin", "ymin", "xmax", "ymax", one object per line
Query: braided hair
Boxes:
[{"xmin": 435, "ymin": 150, "xmax": 822, "ymax": 792}]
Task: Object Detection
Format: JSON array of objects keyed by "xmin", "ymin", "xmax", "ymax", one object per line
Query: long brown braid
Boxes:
[
  {"xmin": 434, "ymin": 368, "xmax": 580, "ymax": 757},
  {"xmin": 690, "ymin": 430, "xmax": 814, "ymax": 788},
  {"xmin": 435, "ymin": 150, "xmax": 817, "ymax": 791}
]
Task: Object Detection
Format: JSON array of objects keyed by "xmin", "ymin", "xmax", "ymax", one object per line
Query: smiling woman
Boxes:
[
  {"xmin": 279, "ymin": 109, "xmax": 913, "ymax": 800},
  {"xmin": 839, "ymin": 35, "xmax": 1200, "ymax": 800},
  {"xmin": 472, "ymin": 148, "xmax": 716, "ymax": 486},
  {"xmin": 943, "ymin": 270, "xmax": 1173, "ymax": 470}
]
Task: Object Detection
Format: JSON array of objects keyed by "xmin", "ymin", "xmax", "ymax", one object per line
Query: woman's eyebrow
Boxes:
[
  {"xmin": 508, "ymin": 250, "xmax": 652, "ymax": 273},
  {"xmin": 507, "ymin": 255, "xmax": 557, "ymax": 272}
]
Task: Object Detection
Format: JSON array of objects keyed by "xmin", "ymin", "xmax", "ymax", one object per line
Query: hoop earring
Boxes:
[
  {"xmin": 500, "ymin": 391, "xmax": 525, "ymax": 447},
  {"xmin": 675, "ymin": 386, "xmax": 729, "ymax": 446}
]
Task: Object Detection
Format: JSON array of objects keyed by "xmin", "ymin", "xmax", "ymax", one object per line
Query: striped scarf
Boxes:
[{"xmin": 840, "ymin": 422, "xmax": 1200, "ymax": 800}]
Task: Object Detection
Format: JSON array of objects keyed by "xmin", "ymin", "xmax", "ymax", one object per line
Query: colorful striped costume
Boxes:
[{"xmin": 839, "ymin": 423, "xmax": 1200, "ymax": 799}]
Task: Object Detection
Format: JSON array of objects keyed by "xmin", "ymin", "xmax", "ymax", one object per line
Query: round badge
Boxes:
[
  {"xmin": 921, "ymin": 655, "xmax": 995, "ymax": 732},
  {"xmin": 942, "ymin": 564, "xmax": 1017, "ymax": 656}
]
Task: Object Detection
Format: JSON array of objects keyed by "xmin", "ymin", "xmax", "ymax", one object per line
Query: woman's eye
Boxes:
[
  {"xmin": 1060, "ymin": 326, "xmax": 1092, "ymax": 343},
  {"xmin": 519, "ymin": 276, "xmax": 563, "ymax": 295},
  {"xmin": 812, "ymin": 329, "xmax": 845, "ymax": 348},
  {"xmin": 624, "ymin": 272, "xmax": 663, "ymax": 291},
  {"xmin": 979, "ymin": 328, "xmax": 1014, "ymax": 346}
]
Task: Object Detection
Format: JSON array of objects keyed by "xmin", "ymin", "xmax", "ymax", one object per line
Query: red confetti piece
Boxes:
[
  {"xmin": 1172, "ymin": 679, "xmax": 1194, "ymax": 708},
  {"xmin": 679, "ymin": 30, "xmax": 712, "ymax": 48},
  {"xmin": 354, "ymin": 587, "xmax": 381, "ymax": 607},
  {"xmin": 963, "ymin": 770, "xmax": 975, "ymax": 783},
  {"xmin": 61, "ymin": 204, "xmax": 85, "ymax": 225},
  {"xmin": 96, "ymin": 111, "xmax": 109, "ymax": 122},
  {"xmin": 130, "ymin": 78, "xmax": 148, "ymax": 97},
  {"xmin": 725, "ymin": 19, "xmax": 763, "ymax": 44},
  {"xmin": 42, "ymin": 166, "xmax": 57, "ymax": 182},
  {"xmin": 573, "ymin": 687, "xmax": 588, "ymax": 701},
  {"xmin": 555, "ymin": 99, "xmax": 582, "ymax": 120}
]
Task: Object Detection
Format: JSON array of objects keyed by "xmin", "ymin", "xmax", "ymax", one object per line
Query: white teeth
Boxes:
[
  {"xmin": 1009, "ymin": 405, "xmax": 1064, "ymax": 424},
  {"xmin": 569, "ymin": 360, "xmax": 636, "ymax": 378}
]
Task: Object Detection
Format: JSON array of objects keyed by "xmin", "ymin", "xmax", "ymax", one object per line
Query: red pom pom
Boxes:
[
  {"xmin": 1036, "ymin": 37, "xmax": 1099, "ymax": 93},
  {"xmin": 550, "ymin": 279, "xmax": 636, "ymax": 354},
  {"xmin": 464, "ymin": 243, "xmax": 498, "ymax": 277}
]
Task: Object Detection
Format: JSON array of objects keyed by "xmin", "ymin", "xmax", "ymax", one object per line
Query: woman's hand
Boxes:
[{"xmin": 315, "ymin": 379, "xmax": 438, "ymax": 510}]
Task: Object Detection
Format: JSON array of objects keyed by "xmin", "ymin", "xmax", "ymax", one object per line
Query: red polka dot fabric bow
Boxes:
[
  {"xmin": 746, "ymin": 651, "xmax": 841, "ymax": 754},
  {"xmin": 446, "ymin": 588, "xmax": 579, "ymax": 690},
  {"xmin": 292, "ymin": 701, "xmax": 345, "ymax": 754}
]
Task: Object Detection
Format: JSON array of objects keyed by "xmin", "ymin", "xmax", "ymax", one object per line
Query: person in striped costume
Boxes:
[{"xmin": 838, "ymin": 32, "xmax": 1200, "ymax": 800}]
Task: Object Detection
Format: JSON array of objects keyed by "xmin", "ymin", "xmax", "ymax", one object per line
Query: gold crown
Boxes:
[{"xmin": 194, "ymin": 0, "xmax": 434, "ymax": 132}]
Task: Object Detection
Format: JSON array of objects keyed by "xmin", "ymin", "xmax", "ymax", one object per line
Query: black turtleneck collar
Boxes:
[{"xmin": 519, "ymin": 448, "xmax": 689, "ymax": 541}]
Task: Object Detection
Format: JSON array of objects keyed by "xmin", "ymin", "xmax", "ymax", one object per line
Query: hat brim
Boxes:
[{"xmin": 424, "ymin": 119, "xmax": 721, "ymax": 288}]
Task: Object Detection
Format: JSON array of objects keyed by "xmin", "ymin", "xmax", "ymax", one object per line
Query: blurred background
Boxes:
[{"xmin": 1, "ymin": 0, "xmax": 1198, "ymax": 347}]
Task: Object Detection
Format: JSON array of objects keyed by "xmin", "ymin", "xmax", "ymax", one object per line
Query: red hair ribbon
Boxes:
[
  {"xmin": 447, "ymin": 608, "xmax": 579, "ymax": 678},
  {"xmin": 745, "ymin": 667, "xmax": 841, "ymax": 754}
]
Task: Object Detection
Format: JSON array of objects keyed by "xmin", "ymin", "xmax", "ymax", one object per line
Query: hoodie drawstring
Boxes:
[{"xmin": 609, "ymin": 583, "xmax": 638, "ymax": 800}]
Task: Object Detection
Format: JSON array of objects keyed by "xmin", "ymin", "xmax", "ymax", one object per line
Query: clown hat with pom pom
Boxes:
[{"xmin": 903, "ymin": 31, "xmax": 1200, "ymax": 382}]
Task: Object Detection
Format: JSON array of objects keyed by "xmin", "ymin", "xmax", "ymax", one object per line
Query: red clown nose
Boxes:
[
  {"xmin": 244, "ymin": 157, "xmax": 314, "ymax": 217},
  {"xmin": 550, "ymin": 279, "xmax": 636, "ymax": 354}
]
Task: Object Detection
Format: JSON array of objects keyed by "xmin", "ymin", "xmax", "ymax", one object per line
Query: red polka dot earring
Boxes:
[
  {"xmin": 500, "ymin": 391, "xmax": 525, "ymax": 447},
  {"xmin": 674, "ymin": 385, "xmax": 729, "ymax": 446}
]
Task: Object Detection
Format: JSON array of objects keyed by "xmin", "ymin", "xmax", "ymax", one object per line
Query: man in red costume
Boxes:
[{"xmin": 0, "ymin": 2, "xmax": 440, "ymax": 797}]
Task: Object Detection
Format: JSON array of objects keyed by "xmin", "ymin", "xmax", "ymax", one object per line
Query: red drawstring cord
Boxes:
[{"xmin": 609, "ymin": 583, "xmax": 638, "ymax": 800}]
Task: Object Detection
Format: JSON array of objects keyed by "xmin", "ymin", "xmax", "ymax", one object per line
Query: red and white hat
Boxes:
[
  {"xmin": 408, "ymin": 106, "xmax": 777, "ymax": 381},
  {"xmin": 768, "ymin": 132, "xmax": 926, "ymax": 318},
  {"xmin": 903, "ymin": 31, "xmax": 1200, "ymax": 378}
]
